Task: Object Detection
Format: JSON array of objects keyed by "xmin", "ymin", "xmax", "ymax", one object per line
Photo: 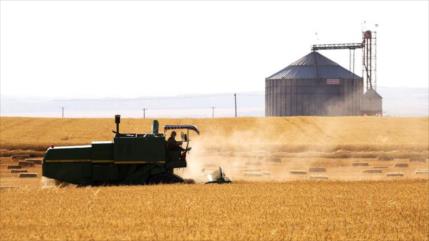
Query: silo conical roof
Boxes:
[
  {"xmin": 267, "ymin": 51, "xmax": 361, "ymax": 80},
  {"xmin": 363, "ymin": 88, "xmax": 382, "ymax": 99}
]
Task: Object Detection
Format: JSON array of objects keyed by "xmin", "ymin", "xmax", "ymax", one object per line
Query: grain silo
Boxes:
[
  {"xmin": 360, "ymin": 89, "xmax": 382, "ymax": 115},
  {"xmin": 265, "ymin": 51, "xmax": 363, "ymax": 116}
]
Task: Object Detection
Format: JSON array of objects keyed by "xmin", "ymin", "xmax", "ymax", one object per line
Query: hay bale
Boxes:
[
  {"xmin": 409, "ymin": 157, "xmax": 426, "ymax": 162},
  {"xmin": 0, "ymin": 186, "xmax": 18, "ymax": 190},
  {"xmin": 11, "ymin": 169, "xmax": 27, "ymax": 173},
  {"xmin": 245, "ymin": 161, "xmax": 261, "ymax": 166},
  {"xmin": 378, "ymin": 155, "xmax": 394, "ymax": 161},
  {"xmin": 267, "ymin": 157, "xmax": 282, "ymax": 163},
  {"xmin": 11, "ymin": 155, "xmax": 30, "ymax": 160},
  {"xmin": 18, "ymin": 161, "xmax": 34, "ymax": 167},
  {"xmin": 352, "ymin": 162, "xmax": 369, "ymax": 167},
  {"xmin": 395, "ymin": 163, "xmax": 409, "ymax": 168},
  {"xmin": 310, "ymin": 176, "xmax": 328, "ymax": 180},
  {"xmin": 290, "ymin": 170, "xmax": 307, "ymax": 175},
  {"xmin": 19, "ymin": 173, "xmax": 37, "ymax": 178},
  {"xmin": 7, "ymin": 165, "xmax": 22, "ymax": 169},
  {"xmin": 25, "ymin": 159, "xmax": 43, "ymax": 165},
  {"xmin": 309, "ymin": 167, "xmax": 326, "ymax": 172},
  {"xmin": 415, "ymin": 169, "xmax": 429, "ymax": 174},
  {"xmin": 386, "ymin": 172, "xmax": 404, "ymax": 177},
  {"xmin": 243, "ymin": 172, "xmax": 263, "ymax": 177},
  {"xmin": 242, "ymin": 168, "xmax": 261, "ymax": 172},
  {"xmin": 363, "ymin": 169, "xmax": 383, "ymax": 174}
]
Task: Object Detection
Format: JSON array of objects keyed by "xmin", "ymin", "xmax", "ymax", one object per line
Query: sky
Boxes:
[{"xmin": 1, "ymin": 0, "xmax": 428, "ymax": 99}]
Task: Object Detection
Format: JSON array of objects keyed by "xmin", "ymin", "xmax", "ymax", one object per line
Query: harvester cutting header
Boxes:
[{"xmin": 42, "ymin": 115, "xmax": 199, "ymax": 185}]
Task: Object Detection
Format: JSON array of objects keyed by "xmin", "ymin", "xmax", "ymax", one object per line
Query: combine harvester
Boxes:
[{"xmin": 42, "ymin": 115, "xmax": 230, "ymax": 185}]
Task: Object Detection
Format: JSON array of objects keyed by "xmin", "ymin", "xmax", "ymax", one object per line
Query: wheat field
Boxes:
[
  {"xmin": 0, "ymin": 116, "xmax": 428, "ymax": 151},
  {"xmin": 1, "ymin": 116, "xmax": 428, "ymax": 181},
  {"xmin": 0, "ymin": 116, "xmax": 428, "ymax": 241},
  {"xmin": 1, "ymin": 180, "xmax": 428, "ymax": 241}
]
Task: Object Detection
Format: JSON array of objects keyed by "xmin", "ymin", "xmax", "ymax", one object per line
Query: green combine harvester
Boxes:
[{"xmin": 42, "ymin": 115, "xmax": 199, "ymax": 185}]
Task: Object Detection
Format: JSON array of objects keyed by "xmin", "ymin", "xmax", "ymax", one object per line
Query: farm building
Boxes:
[{"xmin": 265, "ymin": 51, "xmax": 363, "ymax": 116}]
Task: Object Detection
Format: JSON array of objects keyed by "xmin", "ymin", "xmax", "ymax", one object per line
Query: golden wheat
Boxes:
[
  {"xmin": 0, "ymin": 116, "xmax": 427, "ymax": 151},
  {"xmin": 0, "ymin": 117, "xmax": 428, "ymax": 240},
  {"xmin": 0, "ymin": 180, "xmax": 428, "ymax": 241}
]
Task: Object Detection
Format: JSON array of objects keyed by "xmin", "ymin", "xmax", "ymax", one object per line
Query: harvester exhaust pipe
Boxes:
[
  {"xmin": 152, "ymin": 120, "xmax": 159, "ymax": 135},
  {"xmin": 115, "ymin": 115, "xmax": 121, "ymax": 135}
]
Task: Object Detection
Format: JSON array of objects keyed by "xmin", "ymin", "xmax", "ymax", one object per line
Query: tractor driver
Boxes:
[
  {"xmin": 167, "ymin": 131, "xmax": 185, "ymax": 151},
  {"xmin": 167, "ymin": 131, "xmax": 191, "ymax": 162}
]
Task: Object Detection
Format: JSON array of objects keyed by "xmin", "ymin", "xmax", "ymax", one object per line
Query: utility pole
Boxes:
[
  {"xmin": 61, "ymin": 106, "xmax": 64, "ymax": 119},
  {"xmin": 211, "ymin": 106, "xmax": 215, "ymax": 118},
  {"xmin": 142, "ymin": 108, "xmax": 146, "ymax": 119},
  {"xmin": 234, "ymin": 93, "xmax": 237, "ymax": 117}
]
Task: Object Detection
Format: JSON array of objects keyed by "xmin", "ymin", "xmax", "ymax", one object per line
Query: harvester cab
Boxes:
[
  {"xmin": 42, "ymin": 115, "xmax": 200, "ymax": 185},
  {"xmin": 165, "ymin": 124, "xmax": 199, "ymax": 148}
]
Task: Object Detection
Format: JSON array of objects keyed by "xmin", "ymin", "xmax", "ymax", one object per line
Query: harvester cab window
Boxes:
[
  {"xmin": 180, "ymin": 132, "xmax": 189, "ymax": 142},
  {"xmin": 163, "ymin": 125, "xmax": 199, "ymax": 155}
]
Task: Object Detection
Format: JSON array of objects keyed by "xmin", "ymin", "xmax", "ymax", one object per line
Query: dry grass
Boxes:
[
  {"xmin": 0, "ymin": 117, "xmax": 428, "ymax": 240},
  {"xmin": 0, "ymin": 116, "xmax": 428, "ymax": 152},
  {"xmin": 0, "ymin": 180, "xmax": 428, "ymax": 241}
]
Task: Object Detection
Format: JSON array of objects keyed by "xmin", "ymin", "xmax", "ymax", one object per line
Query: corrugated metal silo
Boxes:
[
  {"xmin": 265, "ymin": 52, "xmax": 363, "ymax": 116},
  {"xmin": 360, "ymin": 89, "xmax": 382, "ymax": 115}
]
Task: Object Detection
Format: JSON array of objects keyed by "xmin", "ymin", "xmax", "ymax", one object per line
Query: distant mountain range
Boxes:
[{"xmin": 1, "ymin": 86, "xmax": 427, "ymax": 118}]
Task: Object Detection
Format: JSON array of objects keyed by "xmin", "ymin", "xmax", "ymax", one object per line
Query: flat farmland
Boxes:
[
  {"xmin": 0, "ymin": 116, "xmax": 428, "ymax": 150},
  {"xmin": 0, "ymin": 117, "xmax": 428, "ymax": 241},
  {"xmin": 1, "ymin": 116, "xmax": 428, "ymax": 182},
  {"xmin": 1, "ymin": 181, "xmax": 428, "ymax": 241}
]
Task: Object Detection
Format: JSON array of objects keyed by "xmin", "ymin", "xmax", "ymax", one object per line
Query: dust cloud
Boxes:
[{"xmin": 179, "ymin": 118, "xmax": 429, "ymax": 183}]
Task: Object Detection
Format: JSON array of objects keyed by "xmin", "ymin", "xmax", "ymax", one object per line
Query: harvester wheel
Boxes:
[{"xmin": 147, "ymin": 172, "xmax": 184, "ymax": 184}]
